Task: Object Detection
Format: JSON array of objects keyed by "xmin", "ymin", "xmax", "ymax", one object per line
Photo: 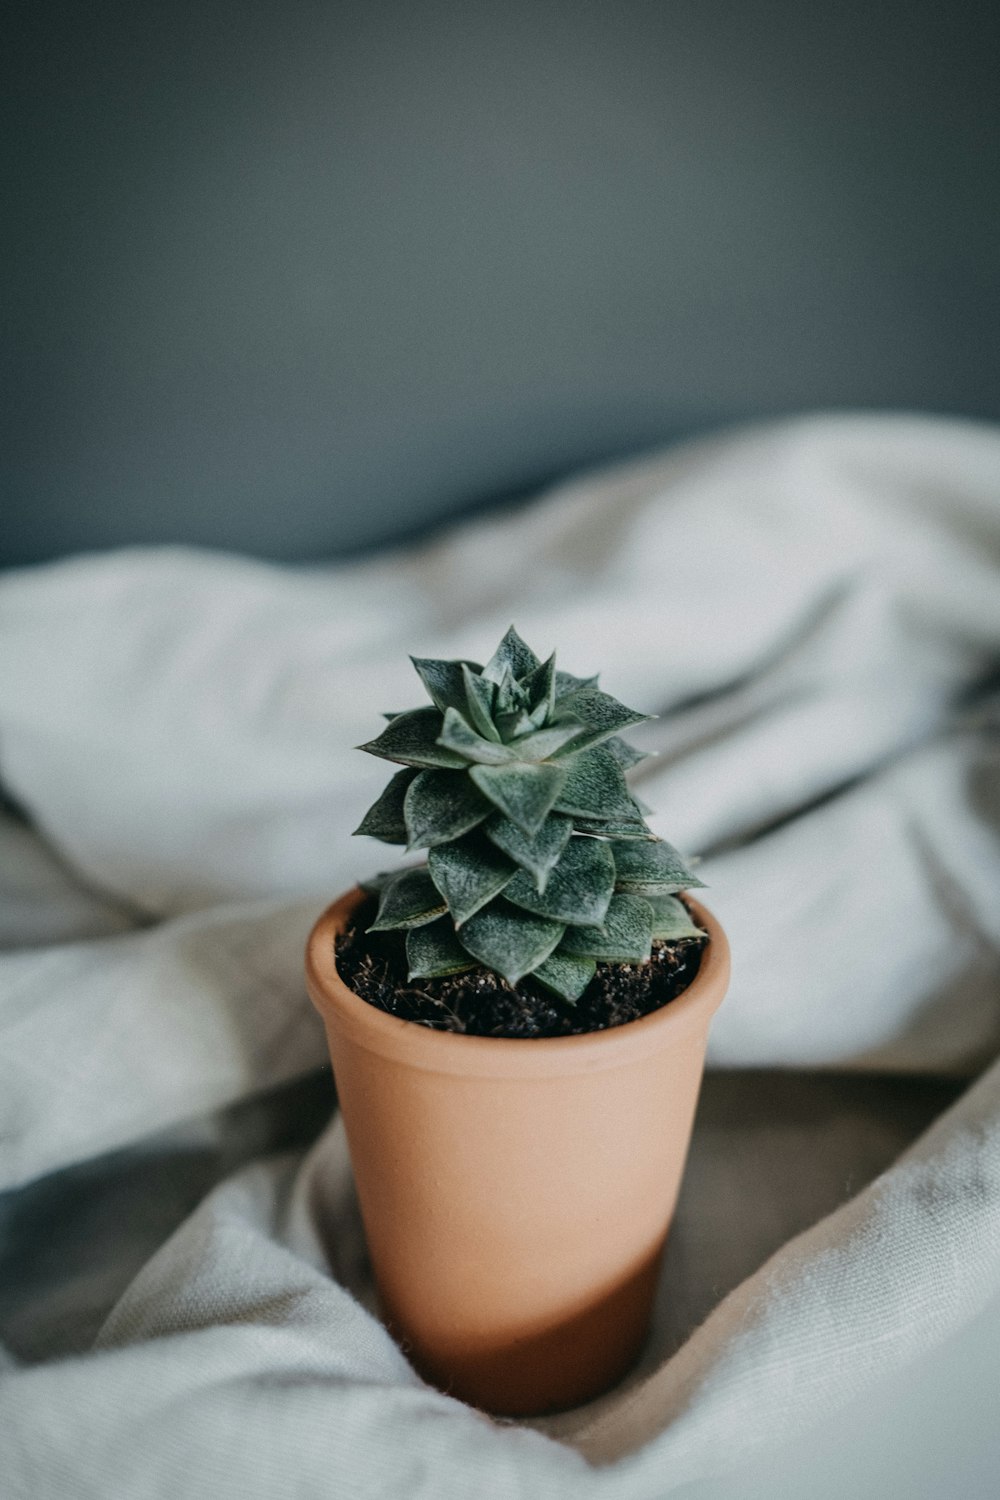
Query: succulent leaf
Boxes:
[
  {"xmin": 470, "ymin": 761, "xmax": 567, "ymax": 836},
  {"xmin": 492, "ymin": 666, "xmax": 533, "ymax": 738},
  {"xmin": 410, "ymin": 656, "xmax": 482, "ymax": 714},
  {"xmin": 495, "ymin": 710, "xmax": 536, "ymax": 741},
  {"xmin": 549, "ymin": 686, "xmax": 650, "ymax": 755},
  {"xmin": 353, "ymin": 767, "xmax": 418, "ymax": 843},
  {"xmin": 359, "ymin": 707, "xmax": 467, "ymax": 770},
  {"xmin": 482, "ymin": 625, "xmax": 541, "ymax": 686},
  {"xmin": 369, "ymin": 868, "xmax": 448, "ymax": 931},
  {"xmin": 523, "ymin": 652, "xmax": 557, "ymax": 723},
  {"xmin": 407, "ymin": 919, "xmax": 477, "ymax": 979},
  {"xmin": 646, "ymin": 893, "xmax": 706, "ymax": 941},
  {"xmin": 561, "ymin": 893, "xmax": 655, "ymax": 963},
  {"xmin": 428, "ymin": 834, "xmax": 517, "ymax": 925},
  {"xmin": 504, "ymin": 835, "xmax": 615, "ymax": 925},
  {"xmin": 493, "ymin": 663, "xmax": 527, "ymax": 715},
  {"xmin": 403, "ymin": 770, "xmax": 492, "ymax": 848},
  {"xmin": 532, "ymin": 950, "xmax": 596, "ymax": 1004},
  {"xmin": 611, "ymin": 839, "xmax": 706, "ymax": 894},
  {"xmin": 604, "ymin": 736, "xmax": 651, "ymax": 769},
  {"xmin": 461, "ymin": 663, "xmax": 500, "ymax": 740},
  {"xmin": 554, "ymin": 669, "xmax": 599, "ymax": 697},
  {"xmin": 438, "ymin": 706, "xmax": 517, "ymax": 765},
  {"xmin": 483, "ymin": 811, "xmax": 573, "ymax": 891},
  {"xmin": 553, "ymin": 746, "xmax": 635, "ymax": 819},
  {"xmin": 508, "ymin": 721, "xmax": 585, "ymax": 761},
  {"xmin": 573, "ymin": 813, "xmax": 656, "ymax": 839},
  {"xmin": 458, "ymin": 902, "xmax": 564, "ymax": 985}
]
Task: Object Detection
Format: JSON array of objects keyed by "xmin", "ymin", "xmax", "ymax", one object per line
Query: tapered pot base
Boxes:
[{"xmin": 390, "ymin": 1242, "xmax": 661, "ymax": 1416}]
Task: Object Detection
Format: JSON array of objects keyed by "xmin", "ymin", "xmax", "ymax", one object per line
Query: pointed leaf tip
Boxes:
[
  {"xmin": 461, "ymin": 663, "xmax": 500, "ymax": 740},
  {"xmin": 406, "ymin": 919, "xmax": 477, "ymax": 980},
  {"xmin": 359, "ymin": 707, "xmax": 467, "ymax": 770},
  {"xmin": 612, "ymin": 839, "xmax": 706, "ymax": 895},
  {"xmin": 532, "ymin": 950, "xmax": 596, "ymax": 1004},
  {"xmin": 403, "ymin": 769, "xmax": 492, "ymax": 849},
  {"xmin": 646, "ymin": 894, "xmax": 706, "ymax": 941},
  {"xmin": 368, "ymin": 868, "xmax": 448, "ymax": 931},
  {"xmin": 428, "ymin": 833, "xmax": 516, "ymax": 925},
  {"xmin": 522, "ymin": 651, "xmax": 557, "ymax": 725},
  {"xmin": 553, "ymin": 746, "xmax": 634, "ymax": 820},
  {"xmin": 438, "ymin": 706, "xmax": 516, "ymax": 765},
  {"xmin": 551, "ymin": 685, "xmax": 649, "ymax": 754},
  {"xmin": 505, "ymin": 835, "xmax": 615, "ymax": 926},
  {"xmin": 604, "ymin": 736, "xmax": 651, "ymax": 770},
  {"xmin": 353, "ymin": 767, "xmax": 419, "ymax": 844},
  {"xmin": 470, "ymin": 760, "xmax": 568, "ymax": 836},
  {"xmin": 459, "ymin": 902, "xmax": 564, "ymax": 985},
  {"xmin": 410, "ymin": 656, "xmax": 483, "ymax": 715},
  {"xmin": 483, "ymin": 811, "xmax": 573, "ymax": 890},
  {"xmin": 561, "ymin": 893, "xmax": 654, "ymax": 963},
  {"xmin": 482, "ymin": 626, "xmax": 542, "ymax": 687},
  {"xmin": 510, "ymin": 720, "xmax": 586, "ymax": 761}
]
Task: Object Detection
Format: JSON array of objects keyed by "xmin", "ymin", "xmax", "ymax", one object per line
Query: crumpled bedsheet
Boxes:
[{"xmin": 1, "ymin": 413, "xmax": 999, "ymax": 1497}]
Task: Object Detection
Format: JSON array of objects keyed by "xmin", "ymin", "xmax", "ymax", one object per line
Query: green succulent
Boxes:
[{"xmin": 354, "ymin": 627, "xmax": 705, "ymax": 1004}]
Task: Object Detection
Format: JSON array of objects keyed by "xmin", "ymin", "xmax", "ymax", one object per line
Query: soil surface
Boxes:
[{"xmin": 335, "ymin": 895, "xmax": 708, "ymax": 1039}]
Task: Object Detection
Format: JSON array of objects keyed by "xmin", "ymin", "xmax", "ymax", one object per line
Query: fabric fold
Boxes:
[{"xmin": 2, "ymin": 413, "xmax": 999, "ymax": 1495}]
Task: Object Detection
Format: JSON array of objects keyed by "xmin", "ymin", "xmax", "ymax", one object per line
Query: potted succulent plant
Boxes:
[{"xmin": 305, "ymin": 628, "xmax": 730, "ymax": 1416}]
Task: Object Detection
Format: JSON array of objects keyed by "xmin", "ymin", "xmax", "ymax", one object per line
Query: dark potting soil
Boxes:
[{"xmin": 335, "ymin": 895, "xmax": 709, "ymax": 1039}]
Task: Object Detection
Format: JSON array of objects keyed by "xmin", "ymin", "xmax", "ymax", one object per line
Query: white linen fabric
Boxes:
[{"xmin": 1, "ymin": 413, "xmax": 999, "ymax": 1497}]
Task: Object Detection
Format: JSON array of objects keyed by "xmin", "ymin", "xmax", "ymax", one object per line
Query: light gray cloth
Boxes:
[{"xmin": 1, "ymin": 414, "xmax": 999, "ymax": 1496}]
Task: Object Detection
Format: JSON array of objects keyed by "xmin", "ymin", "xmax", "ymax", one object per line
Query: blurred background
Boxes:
[
  {"xmin": 3, "ymin": 11, "xmax": 1000, "ymax": 1496},
  {"xmin": 3, "ymin": 0, "xmax": 999, "ymax": 568}
]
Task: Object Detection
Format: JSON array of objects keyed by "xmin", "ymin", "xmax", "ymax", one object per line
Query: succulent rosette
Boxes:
[{"xmin": 354, "ymin": 627, "xmax": 704, "ymax": 1002}]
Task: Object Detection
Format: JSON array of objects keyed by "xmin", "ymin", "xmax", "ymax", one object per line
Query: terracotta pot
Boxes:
[{"xmin": 305, "ymin": 888, "xmax": 730, "ymax": 1417}]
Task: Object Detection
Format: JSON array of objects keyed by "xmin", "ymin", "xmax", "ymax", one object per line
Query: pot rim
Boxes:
[{"xmin": 306, "ymin": 887, "xmax": 730, "ymax": 1078}]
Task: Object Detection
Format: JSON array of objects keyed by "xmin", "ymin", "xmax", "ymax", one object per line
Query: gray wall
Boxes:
[{"xmin": 3, "ymin": 1, "xmax": 999, "ymax": 566}]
